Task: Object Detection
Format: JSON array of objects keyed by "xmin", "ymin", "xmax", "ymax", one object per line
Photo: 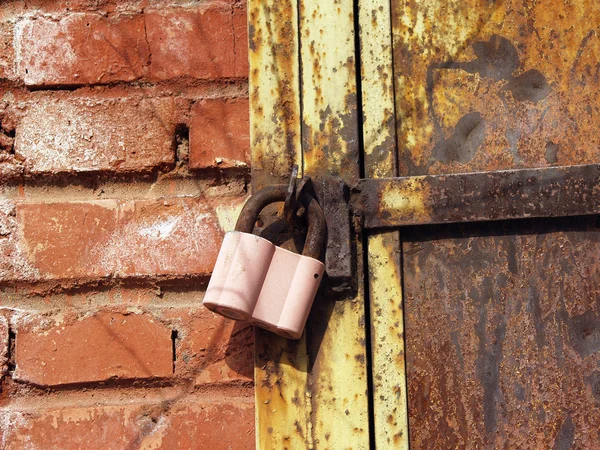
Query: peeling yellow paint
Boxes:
[
  {"xmin": 300, "ymin": 0, "xmax": 360, "ymax": 184},
  {"xmin": 367, "ymin": 233, "xmax": 408, "ymax": 449},
  {"xmin": 255, "ymin": 335, "xmax": 310, "ymax": 449}
]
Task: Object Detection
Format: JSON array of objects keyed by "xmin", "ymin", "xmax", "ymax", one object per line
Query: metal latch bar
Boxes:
[{"xmin": 356, "ymin": 163, "xmax": 600, "ymax": 229}]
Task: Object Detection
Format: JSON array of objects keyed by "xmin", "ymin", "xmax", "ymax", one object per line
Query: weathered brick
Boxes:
[
  {"xmin": 145, "ymin": 401, "xmax": 254, "ymax": 449},
  {"xmin": 0, "ymin": 314, "xmax": 8, "ymax": 380},
  {"xmin": 0, "ymin": 200, "xmax": 37, "ymax": 281},
  {"xmin": 189, "ymin": 98, "xmax": 250, "ymax": 169},
  {"xmin": 15, "ymin": 13, "xmax": 149, "ymax": 86},
  {"xmin": 110, "ymin": 197, "xmax": 226, "ymax": 277},
  {"xmin": 14, "ymin": 311, "xmax": 173, "ymax": 385},
  {"xmin": 1, "ymin": 196, "xmax": 245, "ymax": 282},
  {"xmin": 0, "ymin": 20, "xmax": 16, "ymax": 81},
  {"xmin": 2, "ymin": 400, "xmax": 254, "ymax": 449},
  {"xmin": 3, "ymin": 0, "xmax": 254, "ymax": 444},
  {"xmin": 145, "ymin": 5, "xmax": 240, "ymax": 81},
  {"xmin": 14, "ymin": 97, "xmax": 176, "ymax": 175},
  {"xmin": 233, "ymin": 5, "xmax": 249, "ymax": 77},
  {"xmin": 23, "ymin": 0, "xmax": 124, "ymax": 13},
  {"xmin": 17, "ymin": 200, "xmax": 117, "ymax": 280},
  {"xmin": 165, "ymin": 307, "xmax": 253, "ymax": 383}
]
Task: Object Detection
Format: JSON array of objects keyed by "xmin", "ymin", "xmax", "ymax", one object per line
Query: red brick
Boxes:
[
  {"xmin": 2, "ymin": 400, "xmax": 254, "ymax": 449},
  {"xmin": 146, "ymin": 401, "xmax": 254, "ymax": 449},
  {"xmin": 0, "ymin": 200, "xmax": 37, "ymax": 281},
  {"xmin": 0, "ymin": 20, "xmax": 16, "ymax": 81},
  {"xmin": 14, "ymin": 97, "xmax": 176, "ymax": 175},
  {"xmin": 166, "ymin": 307, "xmax": 253, "ymax": 383},
  {"xmin": 189, "ymin": 98, "xmax": 250, "ymax": 169},
  {"xmin": 233, "ymin": 5, "xmax": 249, "ymax": 77},
  {"xmin": 23, "ymin": 0, "xmax": 123, "ymax": 13},
  {"xmin": 14, "ymin": 311, "xmax": 173, "ymax": 385},
  {"xmin": 145, "ymin": 5, "xmax": 239, "ymax": 81},
  {"xmin": 112, "ymin": 197, "xmax": 227, "ymax": 277},
  {"xmin": 15, "ymin": 13, "xmax": 149, "ymax": 86},
  {"xmin": 0, "ymin": 314, "xmax": 8, "ymax": 380},
  {"xmin": 16, "ymin": 200, "xmax": 117, "ymax": 280},
  {"xmin": 1, "ymin": 196, "xmax": 245, "ymax": 282}
]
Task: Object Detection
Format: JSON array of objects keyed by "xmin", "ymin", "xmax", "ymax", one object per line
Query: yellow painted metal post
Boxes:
[
  {"xmin": 299, "ymin": 0, "xmax": 370, "ymax": 448},
  {"xmin": 359, "ymin": 0, "xmax": 410, "ymax": 448}
]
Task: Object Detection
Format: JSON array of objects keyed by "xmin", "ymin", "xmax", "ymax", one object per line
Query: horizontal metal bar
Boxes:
[{"xmin": 358, "ymin": 164, "xmax": 600, "ymax": 229}]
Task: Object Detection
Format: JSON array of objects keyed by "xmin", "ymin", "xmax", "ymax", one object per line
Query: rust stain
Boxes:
[
  {"xmin": 402, "ymin": 216, "xmax": 600, "ymax": 448},
  {"xmin": 392, "ymin": 0, "xmax": 600, "ymax": 176}
]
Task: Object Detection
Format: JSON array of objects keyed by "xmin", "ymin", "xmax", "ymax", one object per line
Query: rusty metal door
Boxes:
[
  {"xmin": 249, "ymin": 0, "xmax": 600, "ymax": 448},
  {"xmin": 362, "ymin": 0, "xmax": 600, "ymax": 448}
]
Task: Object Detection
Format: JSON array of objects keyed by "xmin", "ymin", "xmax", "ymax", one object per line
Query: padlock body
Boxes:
[
  {"xmin": 252, "ymin": 246, "xmax": 325, "ymax": 340},
  {"xmin": 204, "ymin": 231, "xmax": 325, "ymax": 339},
  {"xmin": 203, "ymin": 231, "xmax": 274, "ymax": 321}
]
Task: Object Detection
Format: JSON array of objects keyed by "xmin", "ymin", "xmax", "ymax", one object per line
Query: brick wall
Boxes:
[{"xmin": 0, "ymin": 1, "xmax": 254, "ymax": 448}]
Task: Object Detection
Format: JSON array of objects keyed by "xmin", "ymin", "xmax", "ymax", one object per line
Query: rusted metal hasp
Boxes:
[
  {"xmin": 312, "ymin": 176, "xmax": 354, "ymax": 283},
  {"xmin": 285, "ymin": 172, "xmax": 354, "ymax": 283},
  {"xmin": 358, "ymin": 164, "xmax": 600, "ymax": 229}
]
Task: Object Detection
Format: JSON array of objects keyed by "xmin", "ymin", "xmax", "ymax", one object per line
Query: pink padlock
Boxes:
[{"xmin": 203, "ymin": 185, "xmax": 326, "ymax": 339}]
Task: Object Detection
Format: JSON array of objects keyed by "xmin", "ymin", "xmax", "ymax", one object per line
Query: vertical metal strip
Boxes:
[
  {"xmin": 299, "ymin": 0, "xmax": 361, "ymax": 185},
  {"xmin": 249, "ymin": 1, "xmax": 310, "ymax": 448},
  {"xmin": 249, "ymin": 0, "xmax": 302, "ymax": 189},
  {"xmin": 299, "ymin": 0, "xmax": 371, "ymax": 447},
  {"xmin": 359, "ymin": 0, "xmax": 410, "ymax": 447}
]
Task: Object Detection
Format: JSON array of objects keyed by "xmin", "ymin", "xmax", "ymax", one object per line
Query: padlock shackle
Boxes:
[
  {"xmin": 302, "ymin": 192, "xmax": 326, "ymax": 260},
  {"xmin": 235, "ymin": 184, "xmax": 326, "ymax": 260},
  {"xmin": 235, "ymin": 184, "xmax": 288, "ymax": 233}
]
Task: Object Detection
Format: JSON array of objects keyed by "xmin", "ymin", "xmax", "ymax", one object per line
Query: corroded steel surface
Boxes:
[
  {"xmin": 312, "ymin": 176, "xmax": 353, "ymax": 280},
  {"xmin": 235, "ymin": 184, "xmax": 288, "ymax": 232},
  {"xmin": 402, "ymin": 217, "xmax": 600, "ymax": 449},
  {"xmin": 300, "ymin": 0, "xmax": 360, "ymax": 185},
  {"xmin": 391, "ymin": 0, "xmax": 600, "ymax": 176},
  {"xmin": 249, "ymin": 0, "xmax": 301, "ymax": 189},
  {"xmin": 360, "ymin": 164, "xmax": 600, "ymax": 229}
]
